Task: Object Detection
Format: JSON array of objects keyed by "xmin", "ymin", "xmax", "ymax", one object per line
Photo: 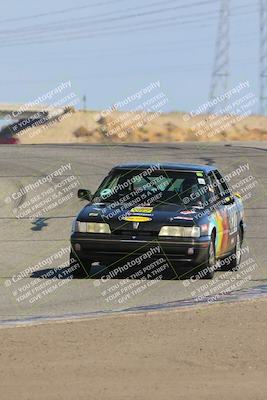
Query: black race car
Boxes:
[{"xmin": 70, "ymin": 163, "xmax": 245, "ymax": 279}]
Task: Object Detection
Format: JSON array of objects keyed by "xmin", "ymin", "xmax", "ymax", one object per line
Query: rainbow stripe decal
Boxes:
[{"xmin": 209, "ymin": 210, "xmax": 229, "ymax": 257}]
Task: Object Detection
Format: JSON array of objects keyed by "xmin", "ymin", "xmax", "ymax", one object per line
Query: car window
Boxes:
[
  {"xmin": 211, "ymin": 171, "xmax": 226, "ymax": 197},
  {"xmin": 93, "ymin": 169, "xmax": 211, "ymax": 206},
  {"xmin": 208, "ymin": 172, "xmax": 222, "ymax": 202},
  {"xmin": 214, "ymin": 170, "xmax": 231, "ymax": 197},
  {"xmin": 132, "ymin": 175, "xmax": 171, "ymax": 192}
]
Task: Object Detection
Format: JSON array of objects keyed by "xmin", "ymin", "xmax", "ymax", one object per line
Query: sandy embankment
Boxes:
[
  {"xmin": 15, "ymin": 110, "xmax": 267, "ymax": 144},
  {"xmin": 0, "ymin": 299, "xmax": 266, "ymax": 400}
]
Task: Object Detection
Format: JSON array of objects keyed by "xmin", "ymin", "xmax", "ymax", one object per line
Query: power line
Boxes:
[
  {"xmin": 0, "ymin": 4, "xmax": 258, "ymax": 48},
  {"xmin": 0, "ymin": 57, "xmax": 257, "ymax": 86},
  {"xmin": 0, "ymin": 8, "xmax": 222, "ymax": 42},
  {"xmin": 0, "ymin": 0, "xmax": 219, "ymax": 36},
  {"xmin": 0, "ymin": 20, "xmax": 213, "ymax": 48},
  {"xmin": 0, "ymin": 2, "xmax": 257, "ymax": 41},
  {"xmin": 0, "ymin": 0, "xmax": 126, "ymax": 24},
  {"xmin": 2, "ymin": 28, "xmax": 257, "ymax": 62}
]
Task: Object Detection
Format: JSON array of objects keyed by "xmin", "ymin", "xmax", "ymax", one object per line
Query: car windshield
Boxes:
[{"xmin": 93, "ymin": 168, "xmax": 209, "ymax": 207}]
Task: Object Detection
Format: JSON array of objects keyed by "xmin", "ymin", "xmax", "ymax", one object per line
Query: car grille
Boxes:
[{"xmin": 114, "ymin": 230, "xmax": 159, "ymax": 237}]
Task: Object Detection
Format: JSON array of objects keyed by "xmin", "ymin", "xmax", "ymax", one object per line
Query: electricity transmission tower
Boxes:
[
  {"xmin": 260, "ymin": 0, "xmax": 267, "ymax": 115},
  {"xmin": 209, "ymin": 0, "xmax": 230, "ymax": 113}
]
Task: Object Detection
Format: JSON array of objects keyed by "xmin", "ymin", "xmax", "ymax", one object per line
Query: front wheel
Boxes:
[
  {"xmin": 197, "ymin": 236, "xmax": 216, "ymax": 279},
  {"xmin": 225, "ymin": 230, "xmax": 242, "ymax": 271}
]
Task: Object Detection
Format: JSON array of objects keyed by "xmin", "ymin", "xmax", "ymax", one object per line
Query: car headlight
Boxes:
[
  {"xmin": 87, "ymin": 222, "xmax": 111, "ymax": 233},
  {"xmin": 75, "ymin": 221, "xmax": 111, "ymax": 233},
  {"xmin": 159, "ymin": 226, "xmax": 200, "ymax": 238},
  {"xmin": 71, "ymin": 218, "xmax": 78, "ymax": 233},
  {"xmin": 76, "ymin": 221, "xmax": 87, "ymax": 232}
]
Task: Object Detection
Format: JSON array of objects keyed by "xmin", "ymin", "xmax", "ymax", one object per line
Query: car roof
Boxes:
[{"xmin": 113, "ymin": 162, "xmax": 217, "ymax": 173}]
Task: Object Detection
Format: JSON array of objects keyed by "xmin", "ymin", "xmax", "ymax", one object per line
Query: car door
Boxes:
[
  {"xmin": 213, "ymin": 170, "xmax": 238, "ymax": 251},
  {"xmin": 207, "ymin": 171, "xmax": 235, "ymax": 258}
]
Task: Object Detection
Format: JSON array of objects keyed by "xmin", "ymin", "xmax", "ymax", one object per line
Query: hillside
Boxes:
[{"xmin": 14, "ymin": 110, "xmax": 267, "ymax": 144}]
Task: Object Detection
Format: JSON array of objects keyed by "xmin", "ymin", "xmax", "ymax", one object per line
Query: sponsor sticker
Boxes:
[
  {"xmin": 234, "ymin": 192, "xmax": 242, "ymax": 198},
  {"xmin": 130, "ymin": 207, "xmax": 153, "ymax": 213},
  {"xmin": 198, "ymin": 178, "xmax": 206, "ymax": 185},
  {"xmin": 100, "ymin": 188, "xmax": 112, "ymax": 197},
  {"xmin": 122, "ymin": 216, "xmax": 152, "ymax": 222},
  {"xmin": 173, "ymin": 216, "xmax": 194, "ymax": 221}
]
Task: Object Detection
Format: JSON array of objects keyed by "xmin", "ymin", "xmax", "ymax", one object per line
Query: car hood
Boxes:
[{"xmin": 77, "ymin": 202, "xmax": 203, "ymax": 231}]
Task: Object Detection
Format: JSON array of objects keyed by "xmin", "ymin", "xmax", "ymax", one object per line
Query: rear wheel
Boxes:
[{"xmin": 69, "ymin": 251, "xmax": 92, "ymax": 278}]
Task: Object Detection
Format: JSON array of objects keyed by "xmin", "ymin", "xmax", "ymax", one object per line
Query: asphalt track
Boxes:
[{"xmin": 0, "ymin": 142, "xmax": 266, "ymax": 326}]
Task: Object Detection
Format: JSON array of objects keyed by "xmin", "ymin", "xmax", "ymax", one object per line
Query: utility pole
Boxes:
[
  {"xmin": 209, "ymin": 0, "xmax": 230, "ymax": 113},
  {"xmin": 260, "ymin": 0, "xmax": 267, "ymax": 115},
  {"xmin": 82, "ymin": 95, "xmax": 87, "ymax": 111}
]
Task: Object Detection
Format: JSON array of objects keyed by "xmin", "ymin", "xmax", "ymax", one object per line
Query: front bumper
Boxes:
[{"xmin": 71, "ymin": 232, "xmax": 210, "ymax": 268}]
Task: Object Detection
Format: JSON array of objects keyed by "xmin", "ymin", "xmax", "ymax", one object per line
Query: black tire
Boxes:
[
  {"xmin": 69, "ymin": 251, "xmax": 92, "ymax": 278},
  {"xmin": 198, "ymin": 235, "xmax": 216, "ymax": 279},
  {"xmin": 225, "ymin": 229, "xmax": 242, "ymax": 271},
  {"xmin": 186, "ymin": 236, "xmax": 216, "ymax": 280}
]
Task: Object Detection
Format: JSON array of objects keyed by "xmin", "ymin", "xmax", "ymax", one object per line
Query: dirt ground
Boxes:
[
  {"xmin": 0, "ymin": 299, "xmax": 266, "ymax": 400},
  {"xmin": 13, "ymin": 110, "xmax": 267, "ymax": 144}
]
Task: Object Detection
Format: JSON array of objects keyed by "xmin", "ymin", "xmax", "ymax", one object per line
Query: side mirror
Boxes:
[
  {"xmin": 78, "ymin": 189, "xmax": 92, "ymax": 202},
  {"xmin": 222, "ymin": 196, "xmax": 235, "ymax": 206},
  {"xmin": 233, "ymin": 192, "xmax": 242, "ymax": 199}
]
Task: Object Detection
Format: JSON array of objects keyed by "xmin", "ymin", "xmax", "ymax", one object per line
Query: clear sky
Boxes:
[{"xmin": 0, "ymin": 0, "xmax": 260, "ymax": 113}]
